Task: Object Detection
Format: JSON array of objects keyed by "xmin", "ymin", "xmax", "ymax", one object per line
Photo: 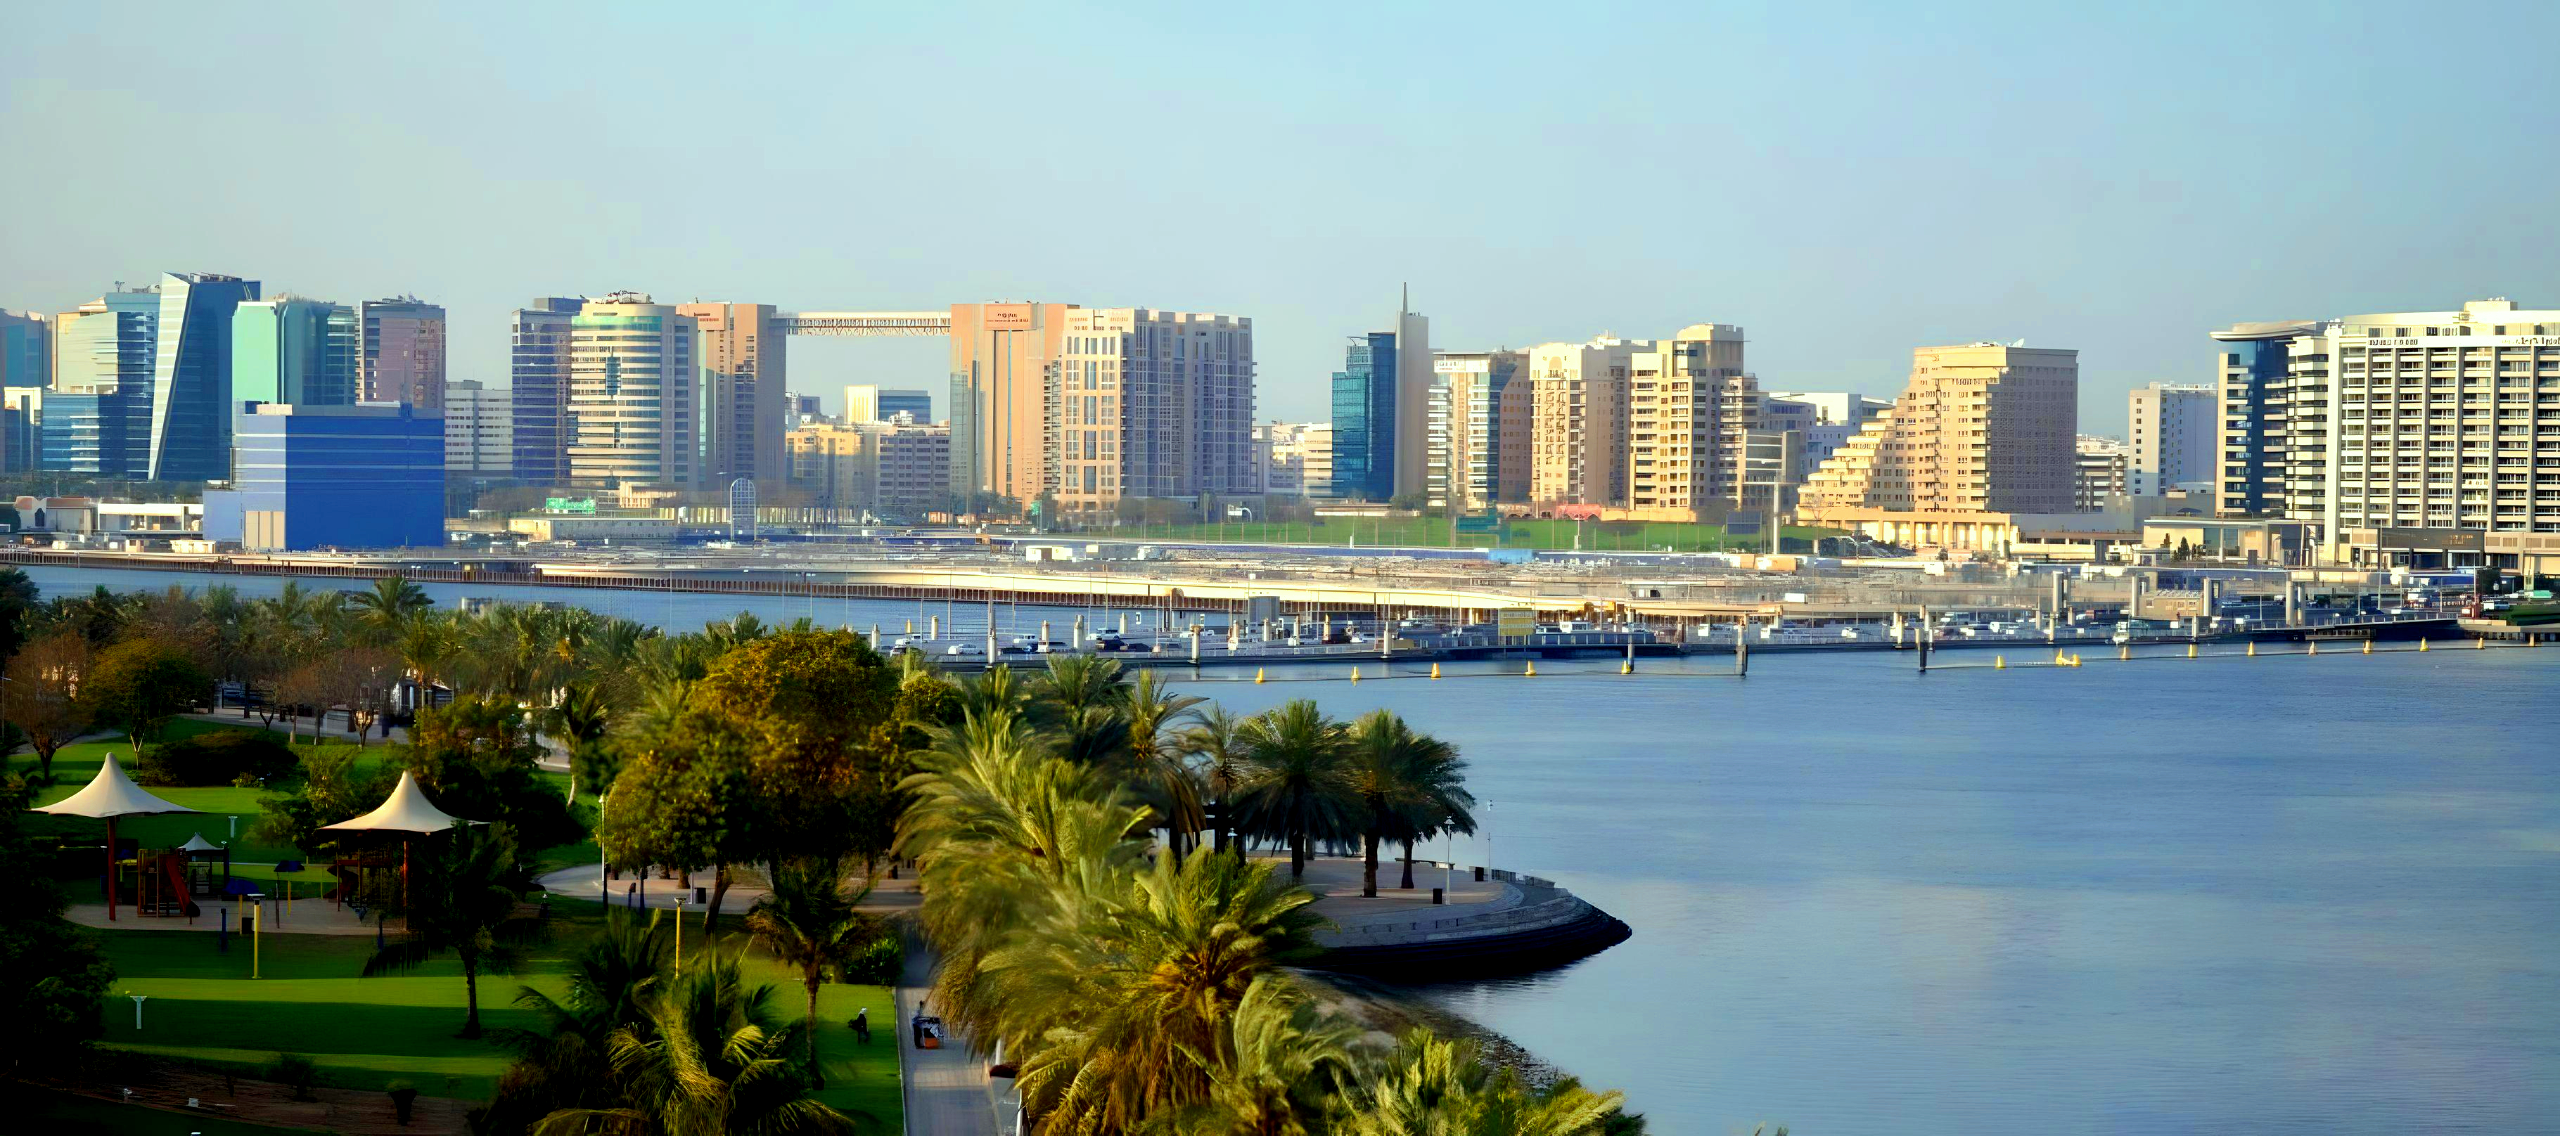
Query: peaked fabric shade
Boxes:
[
  {"xmin": 319, "ymin": 771, "xmax": 473, "ymax": 834},
  {"xmin": 31, "ymin": 753, "xmax": 199, "ymax": 819},
  {"xmin": 179, "ymin": 833, "xmax": 224, "ymax": 853}
]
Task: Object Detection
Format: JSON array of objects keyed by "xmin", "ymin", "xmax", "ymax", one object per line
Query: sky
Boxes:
[{"xmin": 5, "ymin": 0, "xmax": 2557, "ymax": 434}]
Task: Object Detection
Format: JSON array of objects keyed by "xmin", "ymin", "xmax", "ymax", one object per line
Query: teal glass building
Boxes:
[
  {"xmin": 233, "ymin": 297, "xmax": 358, "ymax": 407},
  {"xmin": 1329, "ymin": 331, "xmax": 1397, "ymax": 501},
  {"xmin": 44, "ymin": 286, "xmax": 161, "ymax": 477}
]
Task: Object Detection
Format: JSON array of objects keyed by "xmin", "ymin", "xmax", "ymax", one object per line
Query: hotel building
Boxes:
[
  {"xmin": 566, "ymin": 293, "xmax": 699, "ymax": 489},
  {"xmin": 949, "ymin": 302, "xmax": 1073, "ymax": 507},
  {"xmin": 1800, "ymin": 342, "xmax": 2080, "ymax": 548}
]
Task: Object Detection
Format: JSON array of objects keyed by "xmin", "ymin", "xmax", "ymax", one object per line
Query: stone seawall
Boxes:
[{"xmin": 1308, "ymin": 869, "xmax": 1631, "ymax": 980}]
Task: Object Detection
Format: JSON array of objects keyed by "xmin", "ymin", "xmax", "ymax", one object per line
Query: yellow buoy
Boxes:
[
  {"xmin": 1524, "ymin": 660, "xmax": 1537, "ymax": 677},
  {"xmin": 1995, "ymin": 655, "xmax": 2006, "ymax": 669},
  {"xmin": 2476, "ymin": 635, "xmax": 2487, "ymax": 650},
  {"xmin": 2071, "ymin": 653, "xmax": 2083, "ymax": 667},
  {"xmin": 1430, "ymin": 662, "xmax": 1442, "ymax": 679},
  {"xmin": 1349, "ymin": 667, "xmax": 1361, "ymax": 683},
  {"xmin": 2307, "ymin": 640, "xmax": 2317, "ymax": 656},
  {"xmin": 2119, "ymin": 645, "xmax": 2130, "ymax": 661},
  {"xmin": 2246, "ymin": 641, "xmax": 2256, "ymax": 657},
  {"xmin": 2419, "ymin": 639, "xmax": 2429, "ymax": 652},
  {"xmin": 2054, "ymin": 650, "xmax": 2067, "ymax": 666},
  {"xmin": 1254, "ymin": 668, "xmax": 1266, "ymax": 684},
  {"xmin": 2187, "ymin": 643, "xmax": 2198, "ymax": 658},
  {"xmin": 2363, "ymin": 639, "xmax": 2373, "ymax": 654}
]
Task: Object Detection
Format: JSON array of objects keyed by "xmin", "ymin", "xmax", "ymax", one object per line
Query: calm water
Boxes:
[{"xmin": 21, "ymin": 567, "xmax": 2560, "ymax": 1133}]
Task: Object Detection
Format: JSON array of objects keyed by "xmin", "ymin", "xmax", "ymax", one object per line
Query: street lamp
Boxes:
[{"xmin": 127, "ymin": 992, "xmax": 148, "ymax": 1030}]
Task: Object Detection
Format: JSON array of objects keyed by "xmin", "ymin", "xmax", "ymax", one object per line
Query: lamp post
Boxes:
[
  {"xmin": 247, "ymin": 892, "xmax": 265, "ymax": 979},
  {"xmin": 127, "ymin": 993, "xmax": 147, "ymax": 1030},
  {"xmin": 671, "ymin": 894, "xmax": 689, "ymax": 977}
]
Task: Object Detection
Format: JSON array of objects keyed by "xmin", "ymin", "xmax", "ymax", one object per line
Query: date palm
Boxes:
[
  {"xmin": 1233, "ymin": 700, "xmax": 1354, "ymax": 878},
  {"xmin": 1149, "ymin": 975, "xmax": 1360, "ymax": 1136},
  {"xmin": 1181, "ymin": 706, "xmax": 1252, "ymax": 858},
  {"xmin": 361, "ymin": 823, "xmax": 541, "ymax": 1039},
  {"xmin": 534, "ymin": 953, "xmax": 855, "ymax": 1136},
  {"xmin": 484, "ymin": 913, "xmax": 672, "ymax": 1134},
  {"xmin": 1118, "ymin": 669, "xmax": 1206, "ymax": 862},
  {"xmin": 745, "ymin": 856, "xmax": 877, "ymax": 1087},
  {"xmin": 1339, "ymin": 1029, "xmax": 1625, "ymax": 1136}
]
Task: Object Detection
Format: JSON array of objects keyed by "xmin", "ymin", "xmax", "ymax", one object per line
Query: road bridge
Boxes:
[{"xmin": 779, "ymin": 311, "xmax": 952, "ymax": 337}]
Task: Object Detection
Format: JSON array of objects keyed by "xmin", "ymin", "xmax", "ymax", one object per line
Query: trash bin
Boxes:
[
  {"xmin": 694, "ymin": 886, "xmax": 708, "ymax": 904},
  {"xmin": 1431, "ymin": 887, "xmax": 1444, "ymax": 905}
]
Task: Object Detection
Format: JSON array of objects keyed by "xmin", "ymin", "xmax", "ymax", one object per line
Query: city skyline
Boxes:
[{"xmin": 9, "ymin": 4, "xmax": 2557, "ymax": 426}]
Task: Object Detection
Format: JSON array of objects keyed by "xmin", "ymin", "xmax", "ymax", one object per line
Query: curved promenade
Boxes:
[{"xmin": 1282, "ymin": 856, "xmax": 1632, "ymax": 980}]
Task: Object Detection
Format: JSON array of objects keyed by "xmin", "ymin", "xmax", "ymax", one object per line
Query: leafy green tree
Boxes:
[
  {"xmin": 0, "ymin": 566, "xmax": 39, "ymax": 663},
  {"xmin": 254, "ymin": 746, "xmax": 399, "ymax": 859},
  {"xmin": 349, "ymin": 574, "xmax": 434, "ymax": 643},
  {"xmin": 363, "ymin": 823, "xmax": 541, "ymax": 1039},
  {"xmin": 0, "ymin": 773, "xmax": 114, "ymax": 1077},
  {"xmin": 77, "ymin": 637, "xmax": 209, "ymax": 753},
  {"xmin": 1233, "ymin": 700, "xmax": 1354, "ymax": 878},
  {"xmin": 598, "ymin": 710, "xmax": 761, "ymax": 928},
  {"xmin": 403, "ymin": 698, "xmax": 581, "ymax": 853},
  {"xmin": 690, "ymin": 630, "xmax": 899, "ymax": 861},
  {"xmin": 745, "ymin": 856, "xmax": 878, "ymax": 1087},
  {"xmin": 550, "ymin": 681, "xmax": 612, "ymax": 807},
  {"xmin": 2, "ymin": 630, "xmax": 88, "ymax": 780}
]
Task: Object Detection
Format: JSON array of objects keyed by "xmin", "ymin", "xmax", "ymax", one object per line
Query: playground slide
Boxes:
[{"xmin": 158, "ymin": 857, "xmax": 200, "ymax": 919}]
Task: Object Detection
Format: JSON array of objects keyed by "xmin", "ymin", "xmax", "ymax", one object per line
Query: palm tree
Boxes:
[
  {"xmin": 351, "ymin": 574, "xmax": 434, "ymax": 642},
  {"xmin": 1181, "ymin": 706, "xmax": 1252, "ymax": 858},
  {"xmin": 1232, "ymin": 700, "xmax": 1354, "ymax": 878},
  {"xmin": 551, "ymin": 681, "xmax": 612, "ymax": 806},
  {"xmin": 1032, "ymin": 653, "xmax": 1127, "ymax": 722},
  {"xmin": 1341, "ymin": 711, "xmax": 1477, "ymax": 895},
  {"xmin": 362, "ymin": 824, "xmax": 541, "ymax": 1039},
  {"xmin": 1338, "ymin": 1029, "xmax": 1624, "ymax": 1136},
  {"xmin": 1117, "ymin": 669, "xmax": 1206, "ymax": 862},
  {"xmin": 991, "ymin": 851, "xmax": 1326, "ymax": 1133},
  {"xmin": 745, "ymin": 856, "xmax": 877, "ymax": 1088},
  {"xmin": 484, "ymin": 913, "xmax": 673, "ymax": 1133},
  {"xmin": 1150, "ymin": 975, "xmax": 1360, "ymax": 1136},
  {"xmin": 535, "ymin": 953, "xmax": 855, "ymax": 1136}
]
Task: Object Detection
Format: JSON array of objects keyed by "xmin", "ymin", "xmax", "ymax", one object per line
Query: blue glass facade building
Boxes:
[
  {"xmin": 146, "ymin": 271, "xmax": 261, "ymax": 481},
  {"xmin": 2210, "ymin": 321, "xmax": 2316, "ymax": 517},
  {"xmin": 45, "ymin": 287, "xmax": 161, "ymax": 477},
  {"xmin": 1328, "ymin": 331, "xmax": 1397, "ymax": 501},
  {"xmin": 233, "ymin": 298, "xmax": 359, "ymax": 407},
  {"xmin": 208, "ymin": 401, "xmax": 445, "ymax": 551},
  {"xmin": 511, "ymin": 297, "xmax": 583, "ymax": 483}
]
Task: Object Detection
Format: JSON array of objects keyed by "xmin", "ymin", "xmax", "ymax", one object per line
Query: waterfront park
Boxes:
[{"xmin": 0, "ymin": 572, "xmax": 1643, "ymax": 1135}]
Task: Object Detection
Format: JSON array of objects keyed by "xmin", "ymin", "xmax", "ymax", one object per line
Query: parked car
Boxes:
[{"xmin": 943, "ymin": 642, "xmax": 985, "ymax": 657}]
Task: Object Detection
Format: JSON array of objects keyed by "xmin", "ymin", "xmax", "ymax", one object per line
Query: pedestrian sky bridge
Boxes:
[{"xmin": 778, "ymin": 311, "xmax": 952, "ymax": 337}]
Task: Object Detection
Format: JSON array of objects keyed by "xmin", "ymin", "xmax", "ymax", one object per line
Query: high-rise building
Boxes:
[
  {"xmin": 1802, "ymin": 342, "xmax": 2080, "ymax": 523},
  {"xmin": 785, "ymin": 419, "xmax": 951, "ymax": 515},
  {"xmin": 1629, "ymin": 324, "xmax": 1756, "ymax": 518},
  {"xmin": 843, "ymin": 385, "xmax": 932, "ymax": 424},
  {"xmin": 2209, "ymin": 320, "xmax": 2320, "ymax": 518},
  {"xmin": 47, "ymin": 286, "xmax": 163, "ymax": 478},
  {"xmin": 510, "ymin": 297, "xmax": 584, "ymax": 484},
  {"xmin": 949, "ymin": 302, "xmax": 1074, "ymax": 509},
  {"xmin": 1428, "ymin": 350, "xmax": 1528, "ymax": 511},
  {"xmin": 359, "ymin": 297, "xmax": 446, "ymax": 410},
  {"xmin": 147, "ymin": 271, "xmax": 262, "ymax": 481},
  {"xmin": 2, "ymin": 387, "xmax": 41, "ymax": 473},
  {"xmin": 232, "ymin": 297, "xmax": 358, "ymax": 407},
  {"xmin": 1260, "ymin": 421, "xmax": 1327, "ymax": 499},
  {"xmin": 1, "ymin": 309, "xmax": 46, "ymax": 390},
  {"xmin": 790, "ymin": 394, "xmax": 825, "ymax": 424},
  {"xmin": 1388, "ymin": 294, "xmax": 1432, "ymax": 500},
  {"xmin": 2074, "ymin": 434, "xmax": 2129, "ymax": 510},
  {"xmin": 677, "ymin": 302, "xmax": 786, "ymax": 486},
  {"xmin": 567, "ymin": 293, "xmax": 700, "ymax": 489},
  {"xmin": 205, "ymin": 402, "xmax": 444, "ymax": 551},
  {"xmin": 1526, "ymin": 337, "xmax": 1644, "ymax": 507},
  {"xmin": 1764, "ymin": 390, "xmax": 1889, "ymax": 482},
  {"xmin": 1050, "ymin": 307, "xmax": 1255, "ymax": 518},
  {"xmin": 1329, "ymin": 331, "xmax": 1398, "ymax": 501},
  {"xmin": 444, "ymin": 380, "xmax": 515, "ymax": 480},
  {"xmin": 2128, "ymin": 382, "xmax": 2215, "ymax": 496},
  {"xmin": 2296, "ymin": 300, "xmax": 2560, "ymax": 560}
]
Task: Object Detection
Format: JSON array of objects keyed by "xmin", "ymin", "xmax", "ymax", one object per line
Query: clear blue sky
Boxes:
[{"xmin": 5, "ymin": 1, "xmax": 2555, "ymax": 433}]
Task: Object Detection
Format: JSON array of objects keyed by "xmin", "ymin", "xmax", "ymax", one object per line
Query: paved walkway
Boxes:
[
  {"xmin": 1270, "ymin": 854, "xmax": 1515, "ymax": 927},
  {"xmin": 899, "ymin": 929, "xmax": 1000, "ymax": 1136},
  {"xmin": 66, "ymin": 895, "xmax": 388, "ymax": 936},
  {"xmin": 533, "ymin": 862, "xmax": 922, "ymax": 918}
]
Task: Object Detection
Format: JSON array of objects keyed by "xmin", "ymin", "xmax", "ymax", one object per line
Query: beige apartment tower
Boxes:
[
  {"xmin": 1628, "ymin": 323, "xmax": 1755, "ymax": 519},
  {"xmin": 1527, "ymin": 337, "xmax": 1644, "ymax": 507},
  {"xmin": 949, "ymin": 302, "xmax": 1074, "ymax": 508},
  {"xmin": 677, "ymin": 302, "xmax": 787, "ymax": 486},
  {"xmin": 1050, "ymin": 307, "xmax": 1257, "ymax": 518},
  {"xmin": 1802, "ymin": 342, "xmax": 2079, "ymax": 520}
]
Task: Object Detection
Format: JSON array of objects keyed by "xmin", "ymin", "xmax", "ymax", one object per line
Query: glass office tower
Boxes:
[
  {"xmin": 233, "ymin": 298, "xmax": 359, "ymax": 407},
  {"xmin": 146, "ymin": 271, "xmax": 261, "ymax": 480},
  {"xmin": 1328, "ymin": 331, "xmax": 1397, "ymax": 501}
]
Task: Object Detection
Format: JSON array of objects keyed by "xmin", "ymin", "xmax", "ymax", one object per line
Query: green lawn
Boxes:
[
  {"xmin": 91, "ymin": 906, "xmax": 901, "ymax": 1126},
  {"xmin": 8, "ymin": 1084, "xmax": 307, "ymax": 1135},
  {"xmin": 20, "ymin": 722, "xmax": 384, "ymax": 863},
  {"xmin": 1097, "ymin": 515, "xmax": 1838, "ymax": 552}
]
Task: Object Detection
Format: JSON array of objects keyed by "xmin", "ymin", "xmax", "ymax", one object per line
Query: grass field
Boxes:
[
  {"xmin": 1098, "ymin": 514, "xmax": 1837, "ymax": 552},
  {"xmin": 20, "ymin": 721, "xmax": 388, "ymax": 863},
  {"xmin": 93, "ymin": 904, "xmax": 902, "ymax": 1127}
]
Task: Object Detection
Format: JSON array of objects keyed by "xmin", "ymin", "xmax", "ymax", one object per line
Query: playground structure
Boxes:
[
  {"xmin": 31, "ymin": 753, "xmax": 201, "ymax": 921},
  {"xmin": 125, "ymin": 833, "xmax": 232, "ymax": 919}
]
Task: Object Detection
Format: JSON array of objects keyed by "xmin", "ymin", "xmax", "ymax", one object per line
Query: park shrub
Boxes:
[
  {"xmin": 136, "ymin": 730, "xmax": 297, "ymax": 787},
  {"xmin": 839, "ymin": 928, "xmax": 902, "ymax": 985},
  {"xmin": 269, "ymin": 1051, "xmax": 319, "ymax": 1101}
]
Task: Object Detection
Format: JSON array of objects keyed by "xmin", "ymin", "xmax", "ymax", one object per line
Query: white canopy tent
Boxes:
[
  {"xmin": 320, "ymin": 771, "xmax": 477, "ymax": 909},
  {"xmin": 29, "ymin": 753, "xmax": 200, "ymax": 921}
]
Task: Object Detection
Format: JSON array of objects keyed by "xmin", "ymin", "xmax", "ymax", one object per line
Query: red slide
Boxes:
[{"xmin": 158, "ymin": 857, "xmax": 201, "ymax": 919}]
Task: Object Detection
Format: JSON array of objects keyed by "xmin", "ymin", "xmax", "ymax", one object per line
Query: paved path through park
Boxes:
[{"xmin": 898, "ymin": 927, "xmax": 1001, "ymax": 1136}]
